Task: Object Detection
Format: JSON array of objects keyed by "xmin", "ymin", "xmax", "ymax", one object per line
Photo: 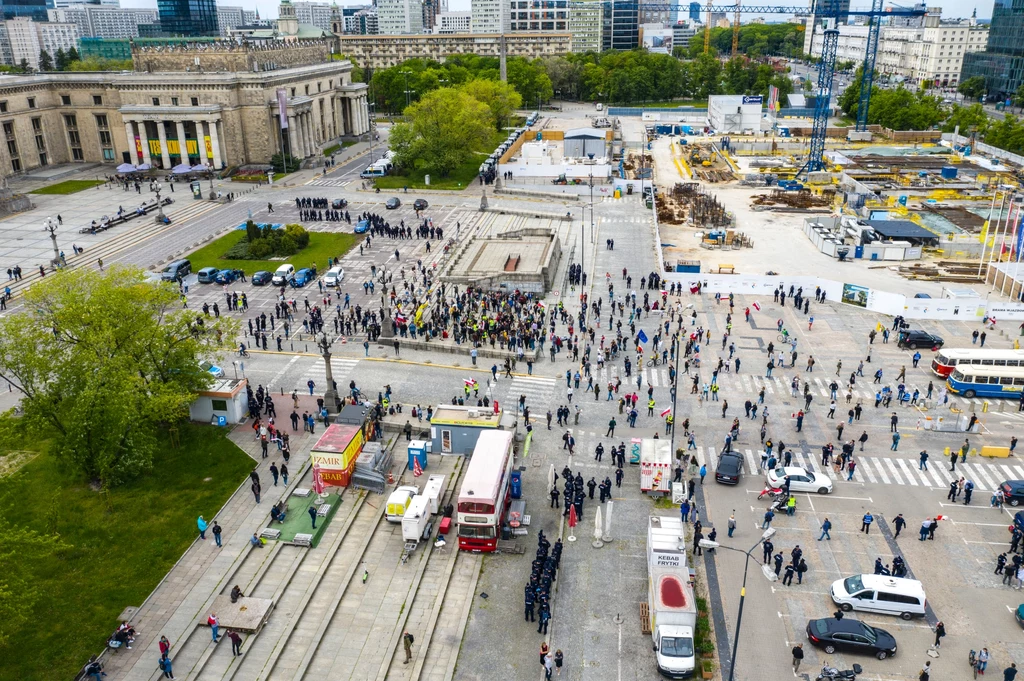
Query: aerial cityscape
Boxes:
[{"xmin": 1, "ymin": 0, "xmax": 1024, "ymax": 680}]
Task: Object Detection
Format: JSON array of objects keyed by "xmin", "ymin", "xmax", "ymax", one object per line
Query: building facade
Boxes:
[
  {"xmin": 806, "ymin": 22, "xmax": 868, "ymax": 64},
  {"xmin": 568, "ymin": 0, "xmax": 602, "ymax": 52},
  {"xmin": 470, "ymin": 0, "xmax": 508, "ymax": 34},
  {"xmin": 217, "ymin": 5, "xmax": 246, "ymax": 35},
  {"xmin": 877, "ymin": 13, "xmax": 987, "ymax": 87},
  {"xmin": 3, "ymin": 17, "xmax": 80, "ymax": 69},
  {"xmin": 48, "ymin": 5, "xmax": 159, "ymax": 39},
  {"xmin": 157, "ymin": 0, "xmax": 218, "ymax": 36},
  {"xmin": 293, "ymin": 1, "xmax": 333, "ymax": 30},
  {"xmin": 377, "ymin": 0, "xmax": 423, "ymax": 34},
  {"xmin": 510, "ymin": 0, "xmax": 569, "ymax": 32},
  {"xmin": 606, "ymin": 0, "xmax": 639, "ymax": 50},
  {"xmin": 434, "ymin": 10, "xmax": 470, "ymax": 33},
  {"xmin": 671, "ymin": 20, "xmax": 696, "ymax": 50},
  {"xmin": 334, "ymin": 32, "xmax": 571, "ymax": 68},
  {"xmin": 0, "ymin": 41, "xmax": 369, "ymax": 180},
  {"xmin": 0, "ymin": 0, "xmax": 46, "ymax": 21},
  {"xmin": 961, "ymin": 0, "xmax": 1024, "ymax": 99}
]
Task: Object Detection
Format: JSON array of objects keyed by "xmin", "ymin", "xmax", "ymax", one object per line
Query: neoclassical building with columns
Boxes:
[{"xmin": 0, "ymin": 39, "xmax": 369, "ymax": 180}]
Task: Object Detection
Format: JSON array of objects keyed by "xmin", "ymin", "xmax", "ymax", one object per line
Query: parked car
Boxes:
[
  {"xmin": 913, "ymin": 293, "xmax": 932, "ymax": 299},
  {"xmin": 766, "ymin": 466, "xmax": 833, "ymax": 494},
  {"xmin": 272, "ymin": 264, "xmax": 295, "ymax": 286},
  {"xmin": 385, "ymin": 197, "xmax": 401, "ymax": 209},
  {"xmin": 290, "ymin": 268, "xmax": 314, "ymax": 287},
  {"xmin": 160, "ymin": 259, "xmax": 192, "ymax": 282},
  {"xmin": 196, "ymin": 267, "xmax": 220, "ymax": 284},
  {"xmin": 1001, "ymin": 481, "xmax": 1024, "ymax": 507},
  {"xmin": 715, "ymin": 452, "xmax": 744, "ymax": 484},
  {"xmin": 215, "ymin": 268, "xmax": 243, "ymax": 284},
  {"xmin": 324, "ymin": 266, "xmax": 345, "ymax": 287},
  {"xmin": 332, "ymin": 198, "xmax": 348, "ymax": 209},
  {"xmin": 806, "ymin": 617, "xmax": 897, "ymax": 660},
  {"xmin": 1015, "ymin": 604, "xmax": 1024, "ymax": 628},
  {"xmin": 413, "ymin": 198, "xmax": 429, "ymax": 211},
  {"xmin": 200, "ymin": 360, "xmax": 225, "ymax": 378},
  {"xmin": 354, "ymin": 219, "xmax": 370, "ymax": 234},
  {"xmin": 897, "ymin": 330, "xmax": 944, "ymax": 350},
  {"xmin": 252, "ymin": 270, "xmax": 272, "ymax": 286}
]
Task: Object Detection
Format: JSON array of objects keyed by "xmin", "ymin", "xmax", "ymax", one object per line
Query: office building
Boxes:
[
  {"xmin": 48, "ymin": 5, "xmax": 158, "ymax": 39},
  {"xmin": 157, "ymin": 0, "xmax": 218, "ymax": 36},
  {"xmin": 217, "ymin": 5, "xmax": 246, "ymax": 35},
  {"xmin": 48, "ymin": 0, "xmax": 120, "ymax": 7},
  {"xmin": 510, "ymin": 0, "xmax": 569, "ymax": 32},
  {"xmin": 807, "ymin": 22, "xmax": 869, "ymax": 63},
  {"xmin": 377, "ymin": 0, "xmax": 423, "ymax": 34},
  {"xmin": 470, "ymin": 0, "xmax": 507, "ymax": 34},
  {"xmin": 3, "ymin": 16, "xmax": 79, "ymax": 69},
  {"xmin": 568, "ymin": 0, "xmax": 602, "ymax": 52},
  {"xmin": 0, "ymin": 0, "xmax": 46, "ymax": 21},
  {"xmin": 688, "ymin": 1, "xmax": 700, "ymax": 23},
  {"xmin": 434, "ymin": 10, "xmax": 470, "ymax": 32},
  {"xmin": 333, "ymin": 31, "xmax": 570, "ymax": 68},
  {"xmin": 607, "ymin": 0, "xmax": 639, "ymax": 49},
  {"xmin": 961, "ymin": 0, "xmax": 1024, "ymax": 99},
  {"xmin": 671, "ymin": 20, "xmax": 696, "ymax": 50},
  {"xmin": 639, "ymin": 0, "xmax": 671, "ymax": 25}
]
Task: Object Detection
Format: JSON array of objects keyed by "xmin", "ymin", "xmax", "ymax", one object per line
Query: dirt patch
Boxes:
[{"xmin": 0, "ymin": 449, "xmax": 39, "ymax": 477}]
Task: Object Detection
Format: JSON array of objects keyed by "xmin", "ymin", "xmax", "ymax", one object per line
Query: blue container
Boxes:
[
  {"xmin": 941, "ymin": 166, "xmax": 958, "ymax": 180},
  {"xmin": 510, "ymin": 470, "xmax": 522, "ymax": 499}
]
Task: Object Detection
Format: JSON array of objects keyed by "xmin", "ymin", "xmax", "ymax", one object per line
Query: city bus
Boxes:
[
  {"xmin": 457, "ymin": 429, "xmax": 515, "ymax": 552},
  {"xmin": 932, "ymin": 348, "xmax": 1024, "ymax": 378},
  {"xmin": 946, "ymin": 365, "xmax": 1024, "ymax": 399}
]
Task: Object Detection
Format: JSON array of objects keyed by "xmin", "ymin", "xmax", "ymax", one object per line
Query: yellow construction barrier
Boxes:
[{"xmin": 980, "ymin": 446, "xmax": 1011, "ymax": 458}]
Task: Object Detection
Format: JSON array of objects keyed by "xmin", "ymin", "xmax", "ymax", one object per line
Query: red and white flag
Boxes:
[
  {"xmin": 413, "ymin": 457, "xmax": 423, "ymax": 477},
  {"xmin": 464, "ymin": 378, "xmax": 476, "ymax": 386},
  {"xmin": 661, "ymin": 407, "xmax": 672, "ymax": 417},
  {"xmin": 312, "ymin": 463, "xmax": 325, "ymax": 495},
  {"xmin": 753, "ymin": 301, "xmax": 761, "ymax": 311}
]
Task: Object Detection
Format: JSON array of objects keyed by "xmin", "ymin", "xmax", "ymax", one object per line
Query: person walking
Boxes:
[
  {"xmin": 197, "ymin": 515, "xmax": 208, "ymax": 540},
  {"xmin": 818, "ymin": 517, "xmax": 832, "ymax": 541},
  {"xmin": 211, "ymin": 520, "xmax": 222, "ymax": 547},
  {"xmin": 228, "ymin": 630, "xmax": 243, "ymax": 656},
  {"xmin": 893, "ymin": 513, "xmax": 906, "ymax": 539},
  {"xmin": 208, "ymin": 613, "xmax": 220, "ymax": 642},
  {"xmin": 792, "ymin": 644, "xmax": 804, "ymax": 673},
  {"xmin": 543, "ymin": 653, "xmax": 554, "ymax": 680},
  {"xmin": 554, "ymin": 649, "xmax": 564, "ymax": 676},
  {"xmin": 932, "ymin": 621, "xmax": 945, "ymax": 651},
  {"xmin": 919, "ymin": 450, "xmax": 929, "ymax": 470},
  {"xmin": 159, "ymin": 655, "xmax": 175, "ymax": 679},
  {"xmin": 728, "ymin": 512, "xmax": 737, "ymax": 538},
  {"xmin": 308, "ymin": 505, "xmax": 318, "ymax": 529},
  {"xmin": 861, "ymin": 511, "xmax": 873, "ymax": 534},
  {"xmin": 403, "ymin": 631, "xmax": 415, "ymax": 664}
]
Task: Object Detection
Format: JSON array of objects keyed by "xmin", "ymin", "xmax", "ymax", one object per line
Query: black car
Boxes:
[
  {"xmin": 806, "ymin": 618, "xmax": 897, "ymax": 660},
  {"xmin": 897, "ymin": 330, "xmax": 943, "ymax": 350},
  {"xmin": 413, "ymin": 198, "xmax": 429, "ymax": 211},
  {"xmin": 251, "ymin": 270, "xmax": 272, "ymax": 286},
  {"xmin": 1002, "ymin": 481, "xmax": 1024, "ymax": 507},
  {"xmin": 715, "ymin": 452, "xmax": 743, "ymax": 484},
  {"xmin": 332, "ymin": 198, "xmax": 348, "ymax": 209},
  {"xmin": 385, "ymin": 197, "xmax": 401, "ymax": 209}
]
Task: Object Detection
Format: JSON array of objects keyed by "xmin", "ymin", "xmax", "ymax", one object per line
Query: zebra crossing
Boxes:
[
  {"xmin": 692, "ymin": 446, "xmax": 1024, "ymax": 493},
  {"xmin": 303, "ymin": 357, "xmax": 360, "ymax": 385},
  {"xmin": 504, "ymin": 375, "xmax": 557, "ymax": 406},
  {"xmin": 306, "ymin": 177, "xmax": 351, "ymax": 187}
]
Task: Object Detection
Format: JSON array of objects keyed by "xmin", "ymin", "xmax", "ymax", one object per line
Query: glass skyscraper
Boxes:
[
  {"xmin": 1, "ymin": 0, "xmax": 47, "ymax": 20},
  {"xmin": 157, "ymin": 0, "xmax": 218, "ymax": 36},
  {"xmin": 961, "ymin": 0, "xmax": 1024, "ymax": 100}
]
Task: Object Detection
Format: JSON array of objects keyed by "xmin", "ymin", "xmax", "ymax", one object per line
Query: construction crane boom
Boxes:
[{"xmin": 732, "ymin": 0, "xmax": 741, "ymax": 56}]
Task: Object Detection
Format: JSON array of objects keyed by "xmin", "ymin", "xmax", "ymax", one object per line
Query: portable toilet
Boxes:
[
  {"xmin": 422, "ymin": 474, "xmax": 445, "ymax": 514},
  {"xmin": 511, "ymin": 470, "xmax": 522, "ymax": 499},
  {"xmin": 408, "ymin": 439, "xmax": 428, "ymax": 471}
]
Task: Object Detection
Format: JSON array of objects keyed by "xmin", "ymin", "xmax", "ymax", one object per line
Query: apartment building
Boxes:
[
  {"xmin": 510, "ymin": 0, "xmax": 569, "ymax": 32},
  {"xmin": 377, "ymin": 0, "xmax": 423, "ymax": 34},
  {"xmin": 435, "ymin": 10, "xmax": 471, "ymax": 33},
  {"xmin": 568, "ymin": 0, "xmax": 602, "ymax": 52},
  {"xmin": 48, "ymin": 6, "xmax": 158, "ymax": 39},
  {"xmin": 3, "ymin": 17, "xmax": 79, "ymax": 69},
  {"xmin": 878, "ymin": 12, "xmax": 987, "ymax": 87},
  {"xmin": 333, "ymin": 31, "xmax": 570, "ymax": 68}
]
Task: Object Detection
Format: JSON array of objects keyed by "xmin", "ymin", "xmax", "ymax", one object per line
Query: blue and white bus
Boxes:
[{"xmin": 947, "ymin": 365, "xmax": 1024, "ymax": 399}]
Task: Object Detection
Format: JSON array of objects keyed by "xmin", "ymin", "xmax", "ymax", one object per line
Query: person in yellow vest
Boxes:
[
  {"xmin": 647, "ymin": 398, "xmax": 656, "ymax": 416},
  {"xmin": 665, "ymin": 413, "xmax": 674, "ymax": 434}
]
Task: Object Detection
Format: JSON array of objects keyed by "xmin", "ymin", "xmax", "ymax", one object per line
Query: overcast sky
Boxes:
[{"xmin": 120, "ymin": 0, "xmax": 994, "ymax": 23}]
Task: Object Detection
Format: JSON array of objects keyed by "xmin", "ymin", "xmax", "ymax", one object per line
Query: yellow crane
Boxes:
[
  {"xmin": 704, "ymin": 3, "xmax": 712, "ymax": 53},
  {"xmin": 732, "ymin": 0, "xmax": 740, "ymax": 56}
]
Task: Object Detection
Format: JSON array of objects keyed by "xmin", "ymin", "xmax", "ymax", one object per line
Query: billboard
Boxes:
[
  {"xmin": 277, "ymin": 88, "xmax": 289, "ymax": 129},
  {"xmin": 642, "ymin": 25, "xmax": 674, "ymax": 54},
  {"xmin": 841, "ymin": 283, "xmax": 869, "ymax": 308}
]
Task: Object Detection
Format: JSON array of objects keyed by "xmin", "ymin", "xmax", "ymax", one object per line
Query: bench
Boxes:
[
  {"xmin": 640, "ymin": 602, "xmax": 652, "ymax": 634},
  {"xmin": 717, "ymin": 264, "xmax": 735, "ymax": 274}
]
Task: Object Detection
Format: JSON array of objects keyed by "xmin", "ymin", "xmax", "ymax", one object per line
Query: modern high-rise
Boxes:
[
  {"xmin": 568, "ymin": 0, "xmax": 602, "ymax": 52},
  {"xmin": 377, "ymin": 0, "xmax": 423, "ymax": 34},
  {"xmin": 470, "ymin": 0, "xmax": 508, "ymax": 33},
  {"xmin": 688, "ymin": 1, "xmax": 700, "ymax": 23},
  {"xmin": 961, "ymin": 0, "xmax": 1024, "ymax": 99},
  {"xmin": 606, "ymin": 0, "xmax": 639, "ymax": 49},
  {"xmin": 0, "ymin": 0, "xmax": 47, "ymax": 21},
  {"xmin": 217, "ymin": 5, "xmax": 246, "ymax": 35},
  {"xmin": 510, "ymin": 0, "xmax": 569, "ymax": 32},
  {"xmin": 157, "ymin": 0, "xmax": 218, "ymax": 36},
  {"xmin": 49, "ymin": 5, "xmax": 159, "ymax": 38},
  {"xmin": 434, "ymin": 10, "xmax": 470, "ymax": 32}
]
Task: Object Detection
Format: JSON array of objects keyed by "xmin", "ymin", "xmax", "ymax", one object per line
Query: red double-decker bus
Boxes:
[
  {"xmin": 931, "ymin": 348, "xmax": 1024, "ymax": 378},
  {"xmin": 457, "ymin": 430, "xmax": 515, "ymax": 552}
]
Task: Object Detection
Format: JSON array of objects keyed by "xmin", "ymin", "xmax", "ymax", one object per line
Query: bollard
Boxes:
[{"xmin": 982, "ymin": 400, "xmax": 989, "ymax": 413}]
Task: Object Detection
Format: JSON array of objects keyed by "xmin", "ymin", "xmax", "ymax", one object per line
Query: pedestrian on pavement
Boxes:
[
  {"xmin": 920, "ymin": 661, "xmax": 931, "ymax": 681},
  {"xmin": 208, "ymin": 613, "xmax": 219, "ymax": 642},
  {"xmin": 197, "ymin": 515, "xmax": 207, "ymax": 540},
  {"xmin": 818, "ymin": 517, "xmax": 832, "ymax": 541},
  {"xmin": 699, "ymin": 464, "xmax": 706, "ymax": 484},
  {"xmin": 893, "ymin": 514, "xmax": 906, "ymax": 538},
  {"xmin": 1004, "ymin": 663, "xmax": 1018, "ymax": 681},
  {"xmin": 543, "ymin": 653, "xmax": 553, "ymax": 680},
  {"xmin": 403, "ymin": 631, "xmax": 415, "ymax": 663},
  {"xmin": 159, "ymin": 655, "xmax": 175, "ymax": 679},
  {"xmin": 728, "ymin": 512, "xmax": 736, "ymax": 538},
  {"xmin": 555, "ymin": 650, "xmax": 563, "ymax": 676},
  {"xmin": 309, "ymin": 505, "xmax": 318, "ymax": 528},
  {"xmin": 792, "ymin": 644, "xmax": 804, "ymax": 673},
  {"xmin": 932, "ymin": 621, "xmax": 945, "ymax": 650},
  {"xmin": 861, "ymin": 511, "xmax": 873, "ymax": 534},
  {"xmin": 228, "ymin": 630, "xmax": 243, "ymax": 656},
  {"xmin": 919, "ymin": 450, "xmax": 929, "ymax": 470},
  {"xmin": 763, "ymin": 508, "xmax": 775, "ymax": 529}
]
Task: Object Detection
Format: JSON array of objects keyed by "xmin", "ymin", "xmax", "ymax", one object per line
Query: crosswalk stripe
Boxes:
[
  {"xmin": 1012, "ymin": 465, "xmax": 1024, "ymax": 479},
  {"xmin": 744, "ymin": 449, "xmax": 758, "ymax": 476},
  {"xmin": 928, "ymin": 464, "xmax": 951, "ymax": 487},
  {"xmin": 1000, "ymin": 465, "xmax": 1017, "ymax": 483},
  {"xmin": 895, "ymin": 458, "xmax": 918, "ymax": 486},
  {"xmin": 883, "ymin": 458, "xmax": 904, "ymax": 485},
  {"xmin": 909, "ymin": 461, "xmax": 932, "ymax": 487},
  {"xmin": 868, "ymin": 459, "xmax": 886, "ymax": 484},
  {"xmin": 695, "ymin": 446, "xmax": 706, "ymax": 467},
  {"xmin": 969, "ymin": 462, "xmax": 999, "ymax": 491}
]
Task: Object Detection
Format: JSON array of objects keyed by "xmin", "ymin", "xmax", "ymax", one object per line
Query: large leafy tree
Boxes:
[
  {"xmin": 957, "ymin": 75, "xmax": 986, "ymax": 102},
  {"xmin": 460, "ymin": 79, "xmax": 522, "ymax": 130},
  {"xmin": 390, "ymin": 88, "xmax": 492, "ymax": 177},
  {"xmin": 0, "ymin": 267, "xmax": 235, "ymax": 487}
]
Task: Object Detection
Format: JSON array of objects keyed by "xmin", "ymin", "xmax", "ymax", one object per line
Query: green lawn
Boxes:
[
  {"xmin": 375, "ymin": 154, "xmax": 486, "ymax": 191},
  {"xmin": 323, "ymin": 141, "xmax": 356, "ymax": 156},
  {"xmin": 186, "ymin": 230, "xmax": 359, "ymax": 275},
  {"xmin": 0, "ymin": 423, "xmax": 254, "ymax": 680},
  {"xmin": 30, "ymin": 179, "xmax": 106, "ymax": 195}
]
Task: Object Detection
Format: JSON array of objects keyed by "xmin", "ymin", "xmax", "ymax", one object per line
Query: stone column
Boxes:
[
  {"xmin": 124, "ymin": 120, "xmax": 135, "ymax": 162},
  {"xmin": 360, "ymin": 96, "xmax": 369, "ymax": 134},
  {"xmin": 175, "ymin": 120, "xmax": 188, "ymax": 163},
  {"xmin": 156, "ymin": 121, "xmax": 171, "ymax": 169},
  {"xmin": 300, "ymin": 113, "xmax": 310, "ymax": 157},
  {"xmin": 209, "ymin": 119, "xmax": 223, "ymax": 169},
  {"xmin": 138, "ymin": 120, "xmax": 153, "ymax": 166},
  {"xmin": 305, "ymin": 113, "xmax": 316, "ymax": 155},
  {"xmin": 287, "ymin": 114, "xmax": 300, "ymax": 159}
]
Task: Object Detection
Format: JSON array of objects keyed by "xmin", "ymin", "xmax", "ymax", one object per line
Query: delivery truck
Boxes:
[{"xmin": 648, "ymin": 516, "xmax": 697, "ymax": 678}]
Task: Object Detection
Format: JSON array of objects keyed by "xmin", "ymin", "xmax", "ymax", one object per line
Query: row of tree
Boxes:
[
  {"xmin": 0, "ymin": 48, "xmax": 132, "ymax": 74},
  {"xmin": 683, "ymin": 23, "xmax": 807, "ymax": 60}
]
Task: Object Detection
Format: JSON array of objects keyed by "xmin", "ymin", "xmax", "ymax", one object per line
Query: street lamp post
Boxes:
[
  {"xmin": 43, "ymin": 217, "xmax": 59, "ymax": 267},
  {"xmin": 699, "ymin": 528, "xmax": 777, "ymax": 681},
  {"xmin": 154, "ymin": 182, "xmax": 167, "ymax": 223}
]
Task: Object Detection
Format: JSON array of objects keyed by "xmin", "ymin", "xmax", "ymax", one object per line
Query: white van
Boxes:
[
  {"xmin": 271, "ymin": 264, "xmax": 295, "ymax": 286},
  {"xmin": 830, "ymin": 574, "xmax": 927, "ymax": 620},
  {"xmin": 596, "ymin": 102, "xmax": 603, "ymax": 111},
  {"xmin": 324, "ymin": 266, "xmax": 345, "ymax": 287}
]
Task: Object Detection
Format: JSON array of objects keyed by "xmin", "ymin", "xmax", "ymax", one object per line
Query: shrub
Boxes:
[
  {"xmin": 284, "ymin": 223, "xmax": 310, "ymax": 248},
  {"xmin": 278, "ymin": 235, "xmax": 297, "ymax": 256},
  {"xmin": 247, "ymin": 238, "xmax": 273, "ymax": 259}
]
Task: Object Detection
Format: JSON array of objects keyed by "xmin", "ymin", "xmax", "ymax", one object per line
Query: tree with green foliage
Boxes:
[
  {"xmin": 18, "ymin": 58, "xmax": 29, "ymax": 73},
  {"xmin": 1013, "ymin": 84, "xmax": 1024, "ymax": 112},
  {"xmin": 38, "ymin": 50, "xmax": 53, "ymax": 72},
  {"xmin": 687, "ymin": 23, "xmax": 805, "ymax": 59},
  {"xmin": 867, "ymin": 87, "xmax": 945, "ymax": 130},
  {"xmin": 270, "ymin": 153, "xmax": 301, "ymax": 174},
  {"xmin": 982, "ymin": 114, "xmax": 1024, "ymax": 154},
  {"xmin": 507, "ymin": 57, "xmax": 554, "ymax": 109},
  {"xmin": 0, "ymin": 517, "xmax": 69, "ymax": 647},
  {"xmin": 0, "ymin": 267, "xmax": 236, "ymax": 487},
  {"xmin": 389, "ymin": 88, "xmax": 492, "ymax": 177},
  {"xmin": 67, "ymin": 46, "xmax": 79, "ymax": 64},
  {"xmin": 460, "ymin": 79, "xmax": 522, "ymax": 129},
  {"xmin": 957, "ymin": 75, "xmax": 986, "ymax": 102},
  {"xmin": 942, "ymin": 103, "xmax": 990, "ymax": 135},
  {"xmin": 54, "ymin": 47, "xmax": 67, "ymax": 72},
  {"xmin": 67, "ymin": 57, "xmax": 133, "ymax": 72}
]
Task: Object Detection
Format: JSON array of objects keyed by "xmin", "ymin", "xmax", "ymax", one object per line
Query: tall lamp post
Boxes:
[
  {"xmin": 43, "ymin": 216, "xmax": 59, "ymax": 267},
  {"xmin": 699, "ymin": 527, "xmax": 777, "ymax": 681},
  {"xmin": 153, "ymin": 182, "xmax": 167, "ymax": 223},
  {"xmin": 318, "ymin": 332, "xmax": 341, "ymax": 413}
]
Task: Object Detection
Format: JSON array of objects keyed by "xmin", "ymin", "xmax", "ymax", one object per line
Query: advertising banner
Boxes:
[{"xmin": 277, "ymin": 88, "xmax": 289, "ymax": 129}]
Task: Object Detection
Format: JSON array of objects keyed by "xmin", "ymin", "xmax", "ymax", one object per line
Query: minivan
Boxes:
[
  {"xmin": 160, "ymin": 259, "xmax": 191, "ymax": 282},
  {"xmin": 271, "ymin": 264, "xmax": 295, "ymax": 286},
  {"xmin": 830, "ymin": 574, "xmax": 927, "ymax": 620}
]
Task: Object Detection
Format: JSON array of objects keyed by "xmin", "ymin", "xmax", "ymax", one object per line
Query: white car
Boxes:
[
  {"xmin": 766, "ymin": 465, "xmax": 833, "ymax": 494},
  {"xmin": 324, "ymin": 266, "xmax": 345, "ymax": 287}
]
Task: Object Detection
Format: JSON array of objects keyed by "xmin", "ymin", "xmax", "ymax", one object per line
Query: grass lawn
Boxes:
[
  {"xmin": 375, "ymin": 154, "xmax": 486, "ymax": 191},
  {"xmin": 30, "ymin": 179, "xmax": 106, "ymax": 195},
  {"xmin": 0, "ymin": 423, "xmax": 254, "ymax": 680},
  {"xmin": 186, "ymin": 230, "xmax": 358, "ymax": 274},
  {"xmin": 323, "ymin": 141, "xmax": 356, "ymax": 156}
]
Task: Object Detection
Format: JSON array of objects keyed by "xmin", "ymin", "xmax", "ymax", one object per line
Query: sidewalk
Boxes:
[{"xmin": 98, "ymin": 393, "xmax": 326, "ymax": 680}]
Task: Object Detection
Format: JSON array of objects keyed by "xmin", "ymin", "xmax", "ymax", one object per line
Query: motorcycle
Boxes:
[
  {"xmin": 757, "ymin": 484, "xmax": 784, "ymax": 500},
  {"xmin": 816, "ymin": 663, "xmax": 862, "ymax": 681}
]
